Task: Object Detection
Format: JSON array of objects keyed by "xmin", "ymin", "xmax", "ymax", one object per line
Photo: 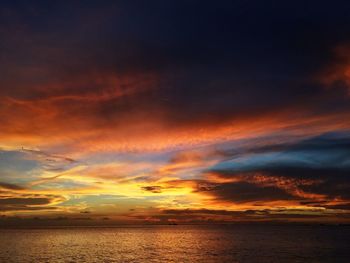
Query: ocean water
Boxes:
[{"xmin": 0, "ymin": 225, "xmax": 349, "ymax": 263}]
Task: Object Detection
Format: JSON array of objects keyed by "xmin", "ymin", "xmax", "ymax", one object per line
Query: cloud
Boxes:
[
  {"xmin": 192, "ymin": 133, "xmax": 350, "ymax": 210},
  {"xmin": 0, "ymin": 182, "xmax": 24, "ymax": 191},
  {"xmin": 133, "ymin": 207, "xmax": 340, "ymax": 223},
  {"xmin": 197, "ymin": 181, "xmax": 296, "ymax": 203},
  {"xmin": 20, "ymin": 148, "xmax": 77, "ymax": 172},
  {"xmin": 0, "ymin": 198, "xmax": 52, "ymax": 206},
  {"xmin": 141, "ymin": 186, "xmax": 163, "ymax": 193},
  {"xmin": 1, "ymin": 1, "xmax": 350, "ymax": 223},
  {"xmin": 0, "ymin": 195, "xmax": 63, "ymax": 212},
  {"xmin": 1, "ymin": 1, "xmax": 350, "ymax": 155}
]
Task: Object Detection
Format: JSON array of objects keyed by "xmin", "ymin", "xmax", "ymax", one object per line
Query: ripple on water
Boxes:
[{"xmin": 0, "ymin": 225, "xmax": 349, "ymax": 263}]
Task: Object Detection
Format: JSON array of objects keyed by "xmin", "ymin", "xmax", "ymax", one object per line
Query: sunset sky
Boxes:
[{"xmin": 1, "ymin": 0, "xmax": 350, "ymax": 225}]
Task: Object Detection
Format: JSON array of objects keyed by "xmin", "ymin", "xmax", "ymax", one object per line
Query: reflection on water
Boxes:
[{"xmin": 0, "ymin": 225, "xmax": 349, "ymax": 263}]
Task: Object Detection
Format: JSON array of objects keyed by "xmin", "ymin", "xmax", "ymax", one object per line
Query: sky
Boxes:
[{"xmin": 1, "ymin": 0, "xmax": 350, "ymax": 226}]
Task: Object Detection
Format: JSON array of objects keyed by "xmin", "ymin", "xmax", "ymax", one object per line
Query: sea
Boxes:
[{"xmin": 0, "ymin": 225, "xmax": 349, "ymax": 263}]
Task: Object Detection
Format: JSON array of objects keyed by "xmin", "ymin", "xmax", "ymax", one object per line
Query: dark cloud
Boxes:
[
  {"xmin": 162, "ymin": 208, "xmax": 328, "ymax": 218},
  {"xmin": 0, "ymin": 198, "xmax": 50, "ymax": 206},
  {"xmin": 215, "ymin": 132, "xmax": 350, "ymax": 163},
  {"xmin": 0, "ymin": 182, "xmax": 24, "ymax": 191},
  {"xmin": 0, "ymin": 196, "xmax": 62, "ymax": 211},
  {"xmin": 138, "ymin": 208, "xmax": 337, "ymax": 223},
  {"xmin": 204, "ymin": 133, "xmax": 350, "ymax": 206},
  {"xmin": 163, "ymin": 209, "xmax": 265, "ymax": 217},
  {"xmin": 198, "ymin": 182, "xmax": 296, "ymax": 203},
  {"xmin": 204, "ymin": 169, "xmax": 350, "ymax": 207},
  {"xmin": 319, "ymin": 203, "xmax": 350, "ymax": 210},
  {"xmin": 1, "ymin": 0, "xmax": 350, "ymax": 128},
  {"xmin": 141, "ymin": 186, "xmax": 162, "ymax": 193}
]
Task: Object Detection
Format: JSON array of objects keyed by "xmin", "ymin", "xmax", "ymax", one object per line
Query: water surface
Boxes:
[{"xmin": 0, "ymin": 225, "xmax": 349, "ymax": 263}]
